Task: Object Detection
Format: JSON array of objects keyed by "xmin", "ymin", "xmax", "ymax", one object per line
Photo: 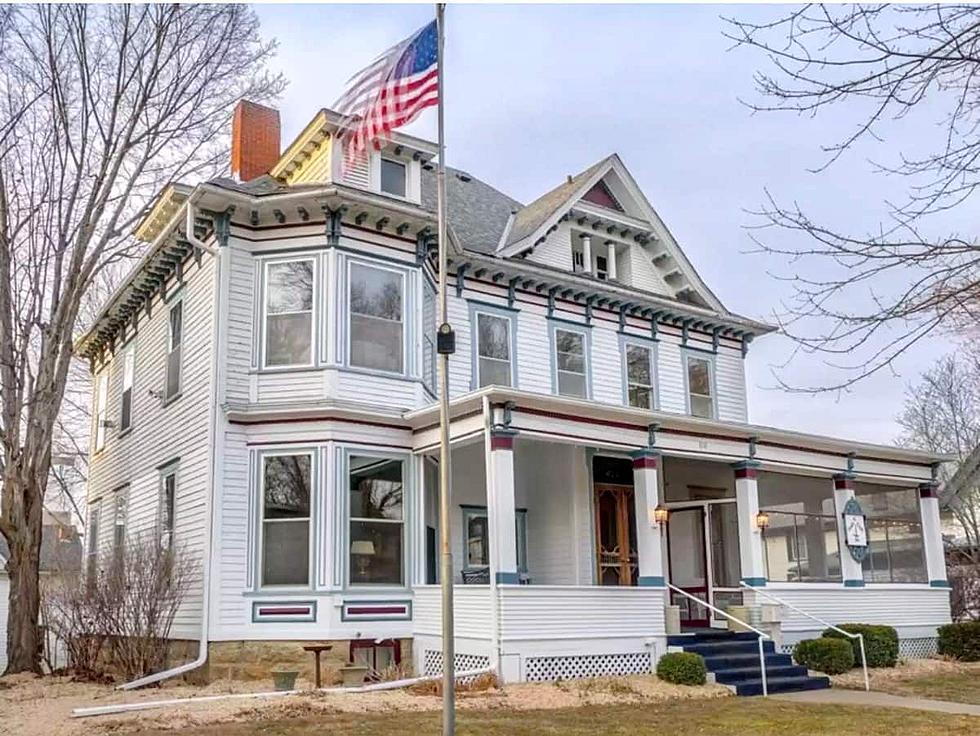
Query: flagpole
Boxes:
[{"xmin": 434, "ymin": 4, "xmax": 456, "ymax": 736}]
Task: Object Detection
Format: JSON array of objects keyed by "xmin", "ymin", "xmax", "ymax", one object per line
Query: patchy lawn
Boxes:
[
  {"xmin": 130, "ymin": 699, "xmax": 979, "ymax": 736},
  {"xmin": 833, "ymin": 658, "xmax": 980, "ymax": 705}
]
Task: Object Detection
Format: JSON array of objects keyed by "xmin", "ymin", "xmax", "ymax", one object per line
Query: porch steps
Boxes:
[{"xmin": 667, "ymin": 631, "xmax": 830, "ymax": 697}]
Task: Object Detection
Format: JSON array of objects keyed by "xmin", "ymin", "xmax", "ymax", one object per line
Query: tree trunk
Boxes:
[{"xmin": 3, "ymin": 479, "xmax": 43, "ymax": 675}]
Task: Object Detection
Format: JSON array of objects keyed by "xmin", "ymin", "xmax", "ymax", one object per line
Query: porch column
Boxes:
[
  {"xmin": 487, "ymin": 427, "xmax": 519, "ymax": 583},
  {"xmin": 579, "ymin": 233, "xmax": 593, "ymax": 275},
  {"xmin": 606, "ymin": 240, "xmax": 618, "ymax": 280},
  {"xmin": 832, "ymin": 474, "xmax": 865, "ymax": 587},
  {"xmin": 631, "ymin": 448, "xmax": 664, "ymax": 586},
  {"xmin": 733, "ymin": 460, "xmax": 766, "ymax": 586},
  {"xmin": 918, "ymin": 481, "xmax": 949, "ymax": 588}
]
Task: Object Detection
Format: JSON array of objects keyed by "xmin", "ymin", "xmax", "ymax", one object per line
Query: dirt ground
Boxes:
[{"xmin": 0, "ymin": 671, "xmax": 730, "ymax": 736}]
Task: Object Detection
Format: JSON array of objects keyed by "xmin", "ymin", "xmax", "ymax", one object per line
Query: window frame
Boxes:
[
  {"xmin": 164, "ymin": 296, "xmax": 183, "ymax": 403},
  {"xmin": 861, "ymin": 514, "xmax": 928, "ymax": 584},
  {"xmin": 159, "ymin": 463, "xmax": 178, "ymax": 551},
  {"xmin": 379, "ymin": 157, "xmax": 408, "ymax": 198},
  {"xmin": 86, "ymin": 499, "xmax": 101, "ymax": 582},
  {"xmin": 346, "ymin": 452, "xmax": 408, "ymax": 589},
  {"xmin": 549, "ymin": 320, "xmax": 592, "ymax": 400},
  {"xmin": 682, "ymin": 349, "xmax": 717, "ymax": 419},
  {"xmin": 346, "ymin": 259, "xmax": 407, "ymax": 376},
  {"xmin": 261, "ymin": 256, "xmax": 317, "ymax": 370},
  {"xmin": 760, "ymin": 508, "xmax": 841, "ymax": 584},
  {"xmin": 258, "ymin": 450, "xmax": 315, "ymax": 589},
  {"xmin": 468, "ymin": 301, "xmax": 518, "ymax": 390},
  {"xmin": 119, "ymin": 342, "xmax": 135, "ymax": 434},
  {"xmin": 112, "ymin": 485, "xmax": 128, "ymax": 566},
  {"xmin": 620, "ymin": 335, "xmax": 657, "ymax": 410},
  {"xmin": 460, "ymin": 504, "xmax": 529, "ymax": 574},
  {"xmin": 94, "ymin": 369, "xmax": 109, "ymax": 452},
  {"xmin": 422, "ymin": 277, "xmax": 437, "ymax": 395}
]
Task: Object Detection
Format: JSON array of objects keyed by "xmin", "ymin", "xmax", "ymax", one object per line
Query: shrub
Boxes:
[
  {"xmin": 937, "ymin": 621, "xmax": 980, "ymax": 661},
  {"xmin": 823, "ymin": 624, "xmax": 898, "ymax": 668},
  {"xmin": 656, "ymin": 652, "xmax": 706, "ymax": 685},
  {"xmin": 793, "ymin": 637, "xmax": 854, "ymax": 674}
]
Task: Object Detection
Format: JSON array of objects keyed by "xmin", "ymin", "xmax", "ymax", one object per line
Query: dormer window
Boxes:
[{"xmin": 380, "ymin": 158, "xmax": 407, "ymax": 197}]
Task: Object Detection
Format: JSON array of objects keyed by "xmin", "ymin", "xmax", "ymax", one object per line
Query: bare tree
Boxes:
[
  {"xmin": 896, "ymin": 350, "xmax": 980, "ymax": 554},
  {"xmin": 0, "ymin": 4, "xmax": 283, "ymax": 675},
  {"xmin": 726, "ymin": 5, "xmax": 980, "ymax": 391}
]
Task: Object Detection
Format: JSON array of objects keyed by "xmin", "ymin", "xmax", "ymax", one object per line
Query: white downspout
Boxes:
[{"xmin": 118, "ymin": 196, "xmax": 224, "ymax": 689}]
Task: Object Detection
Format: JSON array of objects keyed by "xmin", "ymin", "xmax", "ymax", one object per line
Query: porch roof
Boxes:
[{"xmin": 405, "ymin": 387, "xmax": 946, "ymax": 480}]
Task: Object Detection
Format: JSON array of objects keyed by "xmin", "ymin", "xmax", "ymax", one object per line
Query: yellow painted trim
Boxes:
[{"xmin": 134, "ymin": 184, "xmax": 191, "ymax": 242}]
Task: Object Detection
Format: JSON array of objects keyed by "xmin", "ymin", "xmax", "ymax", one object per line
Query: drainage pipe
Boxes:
[{"xmin": 73, "ymin": 667, "xmax": 494, "ymax": 719}]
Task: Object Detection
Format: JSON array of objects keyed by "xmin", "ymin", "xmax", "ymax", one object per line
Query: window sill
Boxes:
[
  {"xmin": 161, "ymin": 392, "xmax": 182, "ymax": 408},
  {"xmin": 118, "ymin": 427, "xmax": 133, "ymax": 440},
  {"xmin": 251, "ymin": 364, "xmax": 321, "ymax": 375}
]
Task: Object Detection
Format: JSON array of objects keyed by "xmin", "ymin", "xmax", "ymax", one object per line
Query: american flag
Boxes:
[{"xmin": 334, "ymin": 20, "xmax": 439, "ymax": 164}]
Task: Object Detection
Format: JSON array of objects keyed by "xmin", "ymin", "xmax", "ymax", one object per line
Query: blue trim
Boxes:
[
  {"xmin": 629, "ymin": 448, "xmax": 662, "ymax": 460},
  {"xmin": 637, "ymin": 576, "xmax": 665, "ymax": 587},
  {"xmin": 680, "ymin": 348, "xmax": 718, "ymax": 420},
  {"xmin": 468, "ymin": 300, "xmax": 519, "ymax": 391},
  {"xmin": 843, "ymin": 579, "xmax": 866, "ymax": 588},
  {"xmin": 619, "ymin": 332, "xmax": 659, "ymax": 411},
  {"xmin": 929, "ymin": 580, "xmax": 952, "ymax": 589},
  {"xmin": 548, "ymin": 319, "xmax": 593, "ymax": 400},
  {"xmin": 496, "ymin": 571, "xmax": 521, "ymax": 584},
  {"xmin": 741, "ymin": 577, "xmax": 767, "ymax": 587},
  {"xmin": 731, "ymin": 459, "xmax": 760, "ymax": 471}
]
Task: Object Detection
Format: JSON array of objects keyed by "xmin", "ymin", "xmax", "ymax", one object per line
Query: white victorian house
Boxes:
[{"xmin": 77, "ymin": 101, "xmax": 951, "ymax": 689}]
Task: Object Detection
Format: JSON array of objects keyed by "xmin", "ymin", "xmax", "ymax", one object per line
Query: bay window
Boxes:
[
  {"xmin": 624, "ymin": 341, "xmax": 654, "ymax": 409},
  {"xmin": 553, "ymin": 325, "xmax": 589, "ymax": 398},
  {"xmin": 349, "ymin": 263, "xmax": 404, "ymax": 373},
  {"xmin": 685, "ymin": 353, "xmax": 715, "ymax": 419},
  {"xmin": 349, "ymin": 456, "xmax": 404, "ymax": 585},
  {"xmin": 260, "ymin": 453, "xmax": 312, "ymax": 587},
  {"xmin": 474, "ymin": 310, "xmax": 513, "ymax": 388},
  {"xmin": 264, "ymin": 259, "xmax": 314, "ymax": 367}
]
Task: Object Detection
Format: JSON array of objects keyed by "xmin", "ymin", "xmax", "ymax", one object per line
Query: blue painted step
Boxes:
[{"xmin": 669, "ymin": 630, "xmax": 831, "ymax": 697}]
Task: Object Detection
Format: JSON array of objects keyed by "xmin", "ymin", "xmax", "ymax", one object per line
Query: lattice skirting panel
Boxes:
[
  {"xmin": 524, "ymin": 652, "xmax": 653, "ymax": 682},
  {"xmin": 422, "ymin": 649, "xmax": 491, "ymax": 677},
  {"xmin": 899, "ymin": 637, "xmax": 938, "ymax": 659}
]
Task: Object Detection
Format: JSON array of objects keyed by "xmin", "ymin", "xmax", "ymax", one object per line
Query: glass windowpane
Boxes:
[
  {"xmin": 262, "ymin": 520, "xmax": 309, "ymax": 585},
  {"xmin": 380, "ymin": 159, "xmax": 407, "ymax": 197},
  {"xmin": 263, "ymin": 455, "xmax": 311, "ymax": 519}
]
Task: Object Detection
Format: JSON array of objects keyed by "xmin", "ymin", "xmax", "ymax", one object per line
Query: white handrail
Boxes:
[
  {"xmin": 667, "ymin": 583, "xmax": 769, "ymax": 697},
  {"xmin": 739, "ymin": 581, "xmax": 869, "ymax": 692}
]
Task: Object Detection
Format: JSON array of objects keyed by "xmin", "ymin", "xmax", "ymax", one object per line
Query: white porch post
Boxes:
[
  {"xmin": 579, "ymin": 233, "xmax": 593, "ymax": 275},
  {"xmin": 630, "ymin": 448, "xmax": 665, "ymax": 586},
  {"xmin": 918, "ymin": 481, "xmax": 950, "ymax": 588},
  {"xmin": 733, "ymin": 461, "xmax": 766, "ymax": 586},
  {"xmin": 832, "ymin": 473, "xmax": 865, "ymax": 587},
  {"xmin": 487, "ymin": 427, "xmax": 519, "ymax": 583},
  {"xmin": 606, "ymin": 240, "xmax": 617, "ymax": 280}
]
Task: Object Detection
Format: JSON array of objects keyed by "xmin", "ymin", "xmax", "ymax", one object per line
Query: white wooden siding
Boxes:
[
  {"xmin": 629, "ymin": 243, "xmax": 672, "ymax": 296},
  {"xmin": 413, "ymin": 585, "xmax": 492, "ymax": 640},
  {"xmin": 86, "ymin": 254, "xmax": 216, "ymax": 638},
  {"xmin": 526, "ymin": 222, "xmax": 574, "ymax": 272}
]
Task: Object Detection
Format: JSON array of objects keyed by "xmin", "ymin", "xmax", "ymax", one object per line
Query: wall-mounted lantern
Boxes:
[
  {"xmin": 651, "ymin": 504, "xmax": 669, "ymax": 527},
  {"xmin": 755, "ymin": 510, "xmax": 770, "ymax": 531}
]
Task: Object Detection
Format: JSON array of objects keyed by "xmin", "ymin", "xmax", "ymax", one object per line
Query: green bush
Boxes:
[
  {"xmin": 823, "ymin": 624, "xmax": 899, "ymax": 668},
  {"xmin": 656, "ymin": 652, "xmax": 706, "ymax": 686},
  {"xmin": 937, "ymin": 621, "xmax": 980, "ymax": 661},
  {"xmin": 793, "ymin": 637, "xmax": 855, "ymax": 674}
]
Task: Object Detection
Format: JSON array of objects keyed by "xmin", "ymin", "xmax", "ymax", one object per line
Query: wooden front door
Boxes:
[{"xmin": 594, "ymin": 484, "xmax": 638, "ymax": 586}]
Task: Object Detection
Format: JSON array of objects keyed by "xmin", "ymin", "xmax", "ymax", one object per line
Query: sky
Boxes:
[{"xmin": 255, "ymin": 4, "xmax": 971, "ymax": 445}]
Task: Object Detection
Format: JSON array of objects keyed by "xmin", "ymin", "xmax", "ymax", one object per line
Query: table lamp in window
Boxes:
[{"xmin": 351, "ymin": 540, "xmax": 376, "ymax": 580}]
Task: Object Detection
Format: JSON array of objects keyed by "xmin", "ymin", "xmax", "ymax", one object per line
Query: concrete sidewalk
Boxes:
[{"xmin": 775, "ymin": 688, "xmax": 980, "ymax": 716}]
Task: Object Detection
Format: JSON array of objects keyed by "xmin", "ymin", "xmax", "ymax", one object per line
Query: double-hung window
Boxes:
[
  {"xmin": 349, "ymin": 263, "xmax": 404, "ymax": 374},
  {"xmin": 462, "ymin": 506, "xmax": 528, "ymax": 574},
  {"xmin": 474, "ymin": 310, "xmax": 513, "ymax": 388},
  {"xmin": 380, "ymin": 158, "xmax": 407, "ymax": 197},
  {"xmin": 94, "ymin": 370, "xmax": 108, "ymax": 452},
  {"xmin": 349, "ymin": 456, "xmax": 404, "ymax": 586},
  {"xmin": 553, "ymin": 327, "xmax": 588, "ymax": 398},
  {"xmin": 112, "ymin": 487, "xmax": 127, "ymax": 567},
  {"xmin": 263, "ymin": 259, "xmax": 315, "ymax": 368},
  {"xmin": 165, "ymin": 300, "xmax": 182, "ymax": 401},
  {"xmin": 260, "ymin": 453, "xmax": 312, "ymax": 587},
  {"xmin": 160, "ymin": 467, "xmax": 177, "ymax": 551},
  {"xmin": 685, "ymin": 353, "xmax": 715, "ymax": 419},
  {"xmin": 86, "ymin": 501, "xmax": 100, "ymax": 583},
  {"xmin": 120, "ymin": 344, "xmax": 135, "ymax": 432},
  {"xmin": 624, "ymin": 342, "xmax": 655, "ymax": 410},
  {"xmin": 422, "ymin": 283, "xmax": 437, "ymax": 393}
]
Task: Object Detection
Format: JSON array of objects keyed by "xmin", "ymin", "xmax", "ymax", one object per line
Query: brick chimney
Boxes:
[{"xmin": 231, "ymin": 100, "xmax": 281, "ymax": 182}]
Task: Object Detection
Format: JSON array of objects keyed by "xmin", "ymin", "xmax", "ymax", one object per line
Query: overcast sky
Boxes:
[{"xmin": 255, "ymin": 4, "xmax": 970, "ymax": 445}]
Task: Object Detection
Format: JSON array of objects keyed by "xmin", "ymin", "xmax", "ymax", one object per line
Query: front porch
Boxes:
[{"xmin": 405, "ymin": 390, "xmax": 952, "ymax": 682}]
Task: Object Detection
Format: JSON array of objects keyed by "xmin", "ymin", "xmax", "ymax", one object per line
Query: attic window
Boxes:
[
  {"xmin": 380, "ymin": 158, "xmax": 407, "ymax": 197},
  {"xmin": 582, "ymin": 181, "xmax": 624, "ymax": 212}
]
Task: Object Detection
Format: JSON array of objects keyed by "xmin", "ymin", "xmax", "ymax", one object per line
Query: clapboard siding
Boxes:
[
  {"xmin": 86, "ymin": 254, "xmax": 216, "ymax": 639},
  {"xmin": 526, "ymin": 222, "xmax": 574, "ymax": 272},
  {"xmin": 216, "ymin": 430, "xmax": 250, "ymax": 629},
  {"xmin": 224, "ymin": 245, "xmax": 255, "ymax": 406},
  {"xmin": 655, "ymin": 338, "xmax": 687, "ymax": 414},
  {"xmin": 629, "ymin": 243, "xmax": 672, "ymax": 295},
  {"xmin": 591, "ymin": 326, "xmax": 622, "ymax": 404},
  {"xmin": 413, "ymin": 585, "xmax": 492, "ymax": 640},
  {"xmin": 716, "ymin": 348, "xmax": 747, "ymax": 422}
]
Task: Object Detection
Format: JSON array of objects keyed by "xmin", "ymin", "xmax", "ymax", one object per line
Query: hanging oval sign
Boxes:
[{"xmin": 842, "ymin": 497, "xmax": 869, "ymax": 562}]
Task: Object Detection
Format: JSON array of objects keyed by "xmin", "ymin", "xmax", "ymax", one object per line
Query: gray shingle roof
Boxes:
[{"xmin": 421, "ymin": 166, "xmax": 523, "ymax": 255}]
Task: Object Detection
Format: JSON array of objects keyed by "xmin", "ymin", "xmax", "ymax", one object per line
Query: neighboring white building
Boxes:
[{"xmin": 75, "ymin": 101, "xmax": 951, "ymax": 686}]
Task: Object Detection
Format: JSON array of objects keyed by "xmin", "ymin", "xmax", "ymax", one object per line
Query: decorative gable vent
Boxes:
[{"xmin": 582, "ymin": 180, "xmax": 624, "ymax": 212}]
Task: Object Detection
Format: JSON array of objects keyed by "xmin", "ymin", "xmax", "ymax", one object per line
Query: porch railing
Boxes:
[
  {"xmin": 666, "ymin": 582, "xmax": 770, "ymax": 697},
  {"xmin": 739, "ymin": 581, "xmax": 869, "ymax": 691}
]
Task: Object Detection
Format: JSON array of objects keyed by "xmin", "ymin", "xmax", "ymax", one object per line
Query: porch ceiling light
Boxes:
[
  {"xmin": 652, "ymin": 504, "xmax": 669, "ymax": 527},
  {"xmin": 755, "ymin": 510, "xmax": 770, "ymax": 531}
]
